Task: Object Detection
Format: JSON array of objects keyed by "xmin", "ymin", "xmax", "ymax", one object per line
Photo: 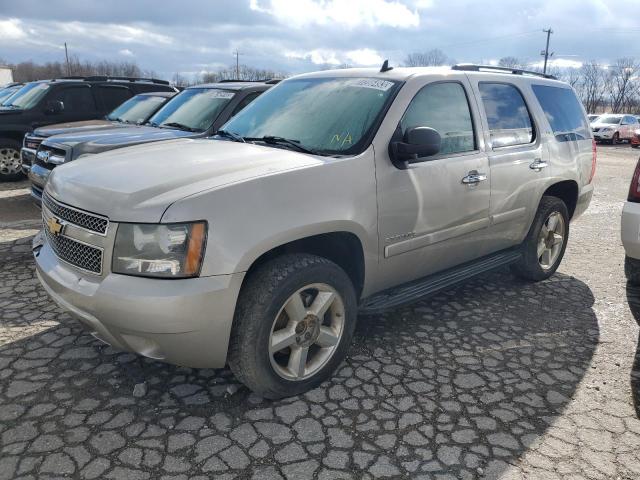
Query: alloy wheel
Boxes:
[
  {"xmin": 0, "ymin": 147, "xmax": 21, "ymax": 176},
  {"xmin": 537, "ymin": 211, "xmax": 565, "ymax": 270},
  {"xmin": 268, "ymin": 283, "xmax": 345, "ymax": 381}
]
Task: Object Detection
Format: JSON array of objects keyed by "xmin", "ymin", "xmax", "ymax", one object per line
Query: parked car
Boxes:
[
  {"xmin": 591, "ymin": 114, "xmax": 639, "ymax": 144},
  {"xmin": 21, "ymin": 91, "xmax": 176, "ymax": 175},
  {"xmin": 29, "ymin": 81, "xmax": 274, "ymax": 202},
  {"xmin": 623, "ymin": 159, "xmax": 640, "ymax": 281},
  {"xmin": 0, "ymin": 82, "xmax": 24, "ymax": 104},
  {"xmin": 587, "ymin": 114, "xmax": 600, "ymax": 123},
  {"xmin": 0, "ymin": 76, "xmax": 177, "ymax": 181},
  {"xmin": 34, "ymin": 64, "xmax": 594, "ymax": 398}
]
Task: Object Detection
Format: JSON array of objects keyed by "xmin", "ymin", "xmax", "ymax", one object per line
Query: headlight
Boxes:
[
  {"xmin": 112, "ymin": 222, "xmax": 207, "ymax": 278},
  {"xmin": 603, "ymin": 127, "xmax": 614, "ymax": 132}
]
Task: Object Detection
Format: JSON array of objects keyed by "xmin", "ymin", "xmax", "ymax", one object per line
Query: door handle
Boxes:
[
  {"xmin": 462, "ymin": 170, "xmax": 487, "ymax": 185},
  {"xmin": 529, "ymin": 158, "xmax": 549, "ymax": 172}
]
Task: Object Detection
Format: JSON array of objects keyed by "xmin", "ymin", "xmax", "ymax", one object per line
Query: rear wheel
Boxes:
[
  {"xmin": 0, "ymin": 138, "xmax": 23, "ymax": 181},
  {"xmin": 511, "ymin": 196, "xmax": 569, "ymax": 281},
  {"xmin": 228, "ymin": 253, "xmax": 357, "ymax": 399}
]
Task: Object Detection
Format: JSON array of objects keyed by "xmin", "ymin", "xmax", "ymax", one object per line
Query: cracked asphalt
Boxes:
[{"xmin": 1, "ymin": 145, "xmax": 639, "ymax": 479}]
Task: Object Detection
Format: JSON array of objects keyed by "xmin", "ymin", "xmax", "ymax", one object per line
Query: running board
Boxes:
[{"xmin": 359, "ymin": 249, "xmax": 522, "ymax": 315}]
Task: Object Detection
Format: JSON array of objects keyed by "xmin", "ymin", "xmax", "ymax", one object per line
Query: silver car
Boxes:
[{"xmin": 34, "ymin": 64, "xmax": 594, "ymax": 398}]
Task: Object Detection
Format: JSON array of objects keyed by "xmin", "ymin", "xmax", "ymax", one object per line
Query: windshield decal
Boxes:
[
  {"xmin": 205, "ymin": 90, "xmax": 235, "ymax": 99},
  {"xmin": 348, "ymin": 78, "xmax": 395, "ymax": 91}
]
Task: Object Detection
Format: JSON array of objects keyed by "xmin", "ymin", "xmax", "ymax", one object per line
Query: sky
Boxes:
[{"xmin": 0, "ymin": 0, "xmax": 639, "ymax": 80}]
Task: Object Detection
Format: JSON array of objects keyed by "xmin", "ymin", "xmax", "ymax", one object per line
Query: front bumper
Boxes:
[
  {"xmin": 34, "ymin": 236, "xmax": 245, "ymax": 368},
  {"xmin": 622, "ymin": 201, "xmax": 640, "ymax": 260},
  {"xmin": 593, "ymin": 130, "xmax": 615, "ymax": 141},
  {"xmin": 28, "ymin": 164, "xmax": 51, "ymax": 205},
  {"xmin": 21, "ymin": 147, "xmax": 35, "ymax": 175}
]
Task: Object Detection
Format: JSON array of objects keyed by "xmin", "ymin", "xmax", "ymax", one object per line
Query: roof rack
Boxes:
[
  {"xmin": 217, "ymin": 78, "xmax": 281, "ymax": 84},
  {"xmin": 451, "ymin": 64, "xmax": 557, "ymax": 80},
  {"xmin": 58, "ymin": 76, "xmax": 171, "ymax": 85}
]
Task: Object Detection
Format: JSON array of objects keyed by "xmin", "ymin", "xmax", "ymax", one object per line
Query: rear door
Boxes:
[{"xmin": 469, "ymin": 79, "xmax": 548, "ymax": 251}]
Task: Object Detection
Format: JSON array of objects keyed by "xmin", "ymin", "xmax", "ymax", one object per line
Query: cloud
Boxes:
[
  {"xmin": 250, "ymin": 0, "xmax": 420, "ymax": 28},
  {"xmin": 285, "ymin": 47, "xmax": 383, "ymax": 66},
  {"xmin": 119, "ymin": 48, "xmax": 134, "ymax": 57},
  {"xmin": 346, "ymin": 48, "xmax": 383, "ymax": 66},
  {"xmin": 58, "ymin": 22, "xmax": 173, "ymax": 45},
  {"xmin": 0, "ymin": 18, "xmax": 27, "ymax": 40}
]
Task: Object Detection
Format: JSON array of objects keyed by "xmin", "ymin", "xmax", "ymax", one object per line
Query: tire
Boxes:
[
  {"xmin": 612, "ymin": 132, "xmax": 620, "ymax": 145},
  {"xmin": 632, "ymin": 144, "xmax": 639, "ymax": 149},
  {"xmin": 228, "ymin": 253, "xmax": 357, "ymax": 399},
  {"xmin": 511, "ymin": 196, "xmax": 570, "ymax": 282},
  {"xmin": 0, "ymin": 138, "xmax": 24, "ymax": 181},
  {"xmin": 625, "ymin": 256, "xmax": 640, "ymax": 285}
]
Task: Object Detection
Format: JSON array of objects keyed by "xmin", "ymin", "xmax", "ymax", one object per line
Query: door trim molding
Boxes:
[
  {"xmin": 385, "ymin": 217, "xmax": 490, "ymax": 258},
  {"xmin": 490, "ymin": 207, "xmax": 526, "ymax": 226}
]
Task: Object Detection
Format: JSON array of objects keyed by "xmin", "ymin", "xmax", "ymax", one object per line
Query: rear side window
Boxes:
[
  {"xmin": 479, "ymin": 83, "xmax": 534, "ymax": 148},
  {"xmin": 532, "ymin": 85, "xmax": 590, "ymax": 141},
  {"xmin": 400, "ymin": 82, "xmax": 476, "ymax": 156},
  {"xmin": 49, "ymin": 86, "xmax": 97, "ymax": 114},
  {"xmin": 97, "ymin": 86, "xmax": 133, "ymax": 111}
]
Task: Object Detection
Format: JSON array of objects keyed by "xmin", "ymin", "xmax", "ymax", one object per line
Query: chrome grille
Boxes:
[
  {"xmin": 44, "ymin": 227, "xmax": 103, "ymax": 274},
  {"xmin": 42, "ymin": 191, "xmax": 109, "ymax": 235}
]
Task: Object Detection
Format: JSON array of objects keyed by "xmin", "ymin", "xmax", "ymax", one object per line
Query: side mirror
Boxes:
[
  {"xmin": 390, "ymin": 126, "xmax": 441, "ymax": 167},
  {"xmin": 45, "ymin": 100, "xmax": 64, "ymax": 114}
]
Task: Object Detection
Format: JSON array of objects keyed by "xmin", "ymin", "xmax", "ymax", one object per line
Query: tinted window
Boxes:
[
  {"xmin": 532, "ymin": 85, "xmax": 590, "ymax": 141},
  {"xmin": 400, "ymin": 82, "xmax": 475, "ymax": 156},
  {"xmin": 232, "ymin": 92, "xmax": 261, "ymax": 116},
  {"xmin": 222, "ymin": 77, "xmax": 400, "ymax": 155},
  {"xmin": 50, "ymin": 86, "xmax": 97, "ymax": 114},
  {"xmin": 97, "ymin": 86, "xmax": 133, "ymax": 111},
  {"xmin": 479, "ymin": 83, "xmax": 534, "ymax": 147}
]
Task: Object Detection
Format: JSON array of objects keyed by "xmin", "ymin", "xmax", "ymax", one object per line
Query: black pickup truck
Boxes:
[{"xmin": 0, "ymin": 76, "xmax": 177, "ymax": 180}]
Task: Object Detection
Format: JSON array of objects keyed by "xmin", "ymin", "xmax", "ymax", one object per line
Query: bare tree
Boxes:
[
  {"xmin": 609, "ymin": 58, "xmax": 639, "ymax": 113},
  {"xmin": 498, "ymin": 57, "xmax": 522, "ymax": 69},
  {"xmin": 404, "ymin": 49, "xmax": 450, "ymax": 67},
  {"xmin": 200, "ymin": 64, "xmax": 285, "ymax": 83},
  {"xmin": 576, "ymin": 61, "xmax": 607, "ymax": 113}
]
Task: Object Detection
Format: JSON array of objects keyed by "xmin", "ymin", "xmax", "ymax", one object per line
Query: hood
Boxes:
[
  {"xmin": 34, "ymin": 120, "xmax": 120, "ymax": 138},
  {"xmin": 44, "ymin": 125, "xmax": 196, "ymax": 156},
  {"xmin": 46, "ymin": 138, "xmax": 323, "ymax": 222}
]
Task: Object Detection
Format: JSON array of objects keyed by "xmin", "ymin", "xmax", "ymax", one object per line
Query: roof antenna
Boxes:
[{"xmin": 380, "ymin": 59, "xmax": 393, "ymax": 73}]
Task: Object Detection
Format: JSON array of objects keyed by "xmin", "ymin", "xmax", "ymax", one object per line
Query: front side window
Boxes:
[
  {"xmin": 98, "ymin": 86, "xmax": 133, "ymax": 111},
  {"xmin": 221, "ymin": 77, "xmax": 401, "ymax": 155},
  {"xmin": 400, "ymin": 82, "xmax": 475, "ymax": 156},
  {"xmin": 479, "ymin": 83, "xmax": 534, "ymax": 148},
  {"xmin": 107, "ymin": 95, "xmax": 167, "ymax": 124},
  {"xmin": 2, "ymin": 82, "xmax": 50, "ymax": 109},
  {"xmin": 49, "ymin": 86, "xmax": 97, "ymax": 113},
  {"xmin": 532, "ymin": 84, "xmax": 590, "ymax": 141},
  {"xmin": 148, "ymin": 88, "xmax": 236, "ymax": 132}
]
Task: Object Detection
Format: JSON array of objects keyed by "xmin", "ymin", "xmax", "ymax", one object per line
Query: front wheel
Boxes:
[
  {"xmin": 612, "ymin": 132, "xmax": 620, "ymax": 145},
  {"xmin": 228, "ymin": 253, "xmax": 357, "ymax": 399},
  {"xmin": 511, "ymin": 196, "xmax": 569, "ymax": 281},
  {"xmin": 0, "ymin": 138, "xmax": 24, "ymax": 181}
]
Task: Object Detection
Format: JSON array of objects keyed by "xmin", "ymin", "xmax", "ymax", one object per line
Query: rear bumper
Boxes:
[
  {"xmin": 34, "ymin": 237, "xmax": 245, "ymax": 368},
  {"xmin": 622, "ymin": 201, "xmax": 640, "ymax": 260}
]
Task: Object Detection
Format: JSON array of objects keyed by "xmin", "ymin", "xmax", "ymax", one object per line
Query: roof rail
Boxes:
[
  {"xmin": 217, "ymin": 78, "xmax": 281, "ymax": 84},
  {"xmin": 58, "ymin": 75, "xmax": 170, "ymax": 85},
  {"xmin": 451, "ymin": 64, "xmax": 557, "ymax": 80}
]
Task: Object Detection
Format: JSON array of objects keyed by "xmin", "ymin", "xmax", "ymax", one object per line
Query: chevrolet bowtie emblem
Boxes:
[{"xmin": 46, "ymin": 217, "xmax": 64, "ymax": 236}]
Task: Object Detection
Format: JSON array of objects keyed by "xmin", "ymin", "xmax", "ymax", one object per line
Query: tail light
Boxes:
[
  {"xmin": 589, "ymin": 139, "xmax": 597, "ymax": 184},
  {"xmin": 628, "ymin": 158, "xmax": 640, "ymax": 202}
]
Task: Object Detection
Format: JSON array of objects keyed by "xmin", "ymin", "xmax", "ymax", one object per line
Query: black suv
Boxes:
[
  {"xmin": 29, "ymin": 80, "xmax": 275, "ymax": 202},
  {"xmin": 0, "ymin": 76, "xmax": 177, "ymax": 180}
]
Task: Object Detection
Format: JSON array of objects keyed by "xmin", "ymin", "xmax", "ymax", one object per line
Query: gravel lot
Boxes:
[{"xmin": 1, "ymin": 146, "xmax": 639, "ymax": 480}]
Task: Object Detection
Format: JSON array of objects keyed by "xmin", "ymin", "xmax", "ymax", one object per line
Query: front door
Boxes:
[{"xmin": 374, "ymin": 79, "xmax": 491, "ymax": 291}]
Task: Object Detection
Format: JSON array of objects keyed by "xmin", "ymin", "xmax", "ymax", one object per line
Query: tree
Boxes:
[
  {"xmin": 498, "ymin": 57, "xmax": 522, "ymax": 69},
  {"xmin": 576, "ymin": 61, "xmax": 607, "ymax": 113},
  {"xmin": 404, "ymin": 49, "xmax": 450, "ymax": 67},
  {"xmin": 609, "ymin": 58, "xmax": 639, "ymax": 113}
]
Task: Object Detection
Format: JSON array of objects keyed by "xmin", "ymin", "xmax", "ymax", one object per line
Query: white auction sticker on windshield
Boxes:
[
  {"xmin": 206, "ymin": 90, "xmax": 235, "ymax": 99},
  {"xmin": 348, "ymin": 78, "xmax": 394, "ymax": 91}
]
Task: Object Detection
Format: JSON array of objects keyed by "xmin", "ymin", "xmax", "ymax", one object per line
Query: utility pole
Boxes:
[
  {"xmin": 541, "ymin": 28, "xmax": 553, "ymax": 75},
  {"xmin": 64, "ymin": 42, "xmax": 70, "ymax": 76},
  {"xmin": 234, "ymin": 50, "xmax": 240, "ymax": 79}
]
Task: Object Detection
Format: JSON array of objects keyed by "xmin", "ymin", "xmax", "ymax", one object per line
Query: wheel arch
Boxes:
[{"xmin": 543, "ymin": 179, "xmax": 579, "ymax": 219}]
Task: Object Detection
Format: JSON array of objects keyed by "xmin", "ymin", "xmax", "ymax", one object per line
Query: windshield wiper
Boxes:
[
  {"xmin": 245, "ymin": 136, "xmax": 319, "ymax": 155},
  {"xmin": 161, "ymin": 122, "xmax": 200, "ymax": 132},
  {"xmin": 216, "ymin": 129, "xmax": 246, "ymax": 143}
]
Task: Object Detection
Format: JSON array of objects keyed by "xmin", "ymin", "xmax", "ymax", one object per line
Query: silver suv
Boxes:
[{"xmin": 34, "ymin": 64, "xmax": 595, "ymax": 399}]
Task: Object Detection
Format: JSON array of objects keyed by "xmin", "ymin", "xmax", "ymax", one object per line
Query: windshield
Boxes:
[
  {"xmin": 221, "ymin": 77, "xmax": 401, "ymax": 155},
  {"xmin": 2, "ymin": 82, "xmax": 50, "ymax": 109},
  {"xmin": 597, "ymin": 115, "xmax": 621, "ymax": 125},
  {"xmin": 588, "ymin": 115, "xmax": 599, "ymax": 122},
  {"xmin": 147, "ymin": 88, "xmax": 235, "ymax": 132},
  {"xmin": 107, "ymin": 94, "xmax": 167, "ymax": 124},
  {"xmin": 0, "ymin": 86, "xmax": 21, "ymax": 104}
]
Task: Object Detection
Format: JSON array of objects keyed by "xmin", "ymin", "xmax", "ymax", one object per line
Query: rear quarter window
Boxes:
[{"xmin": 531, "ymin": 84, "xmax": 590, "ymax": 141}]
